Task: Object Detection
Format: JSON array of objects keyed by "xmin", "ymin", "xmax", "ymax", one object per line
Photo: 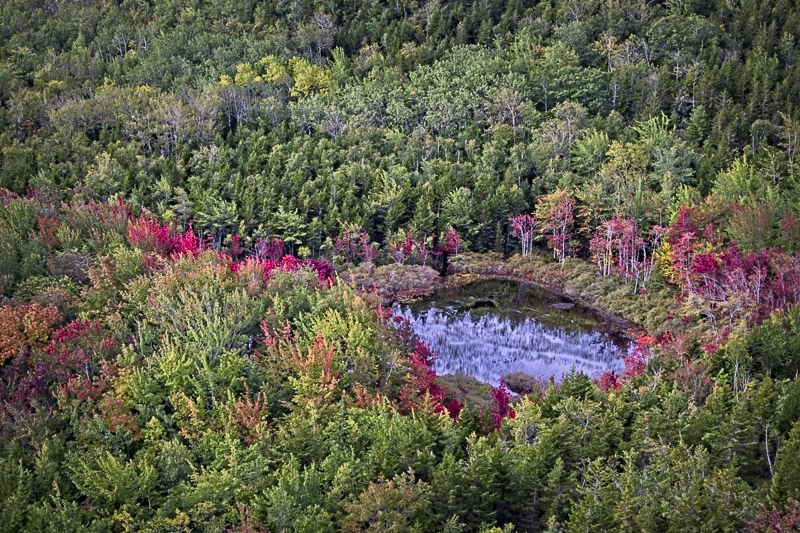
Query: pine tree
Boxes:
[{"xmin": 771, "ymin": 421, "xmax": 800, "ymax": 506}]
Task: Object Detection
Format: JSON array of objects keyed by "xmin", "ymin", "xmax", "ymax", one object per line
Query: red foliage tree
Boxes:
[
  {"xmin": 226, "ymin": 386, "xmax": 269, "ymax": 445},
  {"xmin": 173, "ymin": 223, "xmax": 203, "ymax": 257},
  {"xmin": 623, "ymin": 335, "xmax": 657, "ymax": 379},
  {"xmin": 61, "ymin": 197, "xmax": 131, "ymax": 250},
  {"xmin": 389, "ymin": 231, "xmax": 413, "ymax": 265},
  {"xmin": 488, "ymin": 380, "xmax": 515, "ymax": 430},
  {"xmin": 590, "ymin": 217, "xmax": 665, "ymax": 292},
  {"xmin": 334, "ymin": 227, "xmax": 376, "ymax": 264},
  {"xmin": 443, "ymin": 227, "xmax": 462, "ymax": 255},
  {"xmin": 389, "ymin": 316, "xmax": 451, "ymax": 415},
  {"xmin": 596, "ymin": 370, "xmax": 620, "ymax": 393},
  {"xmin": 413, "ymin": 236, "xmax": 433, "ymax": 266},
  {"xmin": 230, "ymin": 234, "xmax": 243, "ymax": 258},
  {"xmin": 509, "ymin": 214, "xmax": 537, "ymax": 257},
  {"xmin": 1, "ymin": 319, "xmax": 115, "ymax": 411},
  {"xmin": 745, "ymin": 499, "xmax": 800, "ymax": 533},
  {"xmin": 302, "ymin": 258, "xmax": 335, "ymax": 284},
  {"xmin": 590, "ymin": 219, "xmax": 617, "ymax": 277},
  {"xmin": 663, "ymin": 201, "xmax": 800, "ymax": 332},
  {"xmin": 42, "ymin": 320, "xmax": 116, "ymax": 386},
  {"xmin": 359, "ymin": 231, "xmax": 379, "ymax": 264},
  {"xmin": 447, "ymin": 398, "xmax": 463, "ymax": 421},
  {"xmin": 127, "ymin": 216, "xmax": 178, "ymax": 256},
  {"xmin": 35, "ymin": 215, "xmax": 61, "ymax": 247},
  {"xmin": 537, "ymin": 189, "xmax": 575, "ymax": 262},
  {"xmin": 254, "ymin": 237, "xmax": 285, "ymax": 261}
]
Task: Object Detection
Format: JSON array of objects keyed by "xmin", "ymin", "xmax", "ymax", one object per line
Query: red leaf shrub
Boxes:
[
  {"xmin": 596, "ymin": 370, "xmax": 620, "ymax": 393},
  {"xmin": 443, "ymin": 227, "xmax": 462, "ymax": 255},
  {"xmin": 623, "ymin": 335, "xmax": 656, "ymax": 379},
  {"xmin": 488, "ymin": 380, "xmax": 515, "ymax": 430},
  {"xmin": 745, "ymin": 499, "xmax": 800, "ymax": 533},
  {"xmin": 254, "ymin": 237, "xmax": 285, "ymax": 261},
  {"xmin": 226, "ymin": 386, "xmax": 269, "ymax": 445},
  {"xmin": 41, "ymin": 320, "xmax": 115, "ymax": 386},
  {"xmin": 127, "ymin": 216, "xmax": 178, "ymax": 255}
]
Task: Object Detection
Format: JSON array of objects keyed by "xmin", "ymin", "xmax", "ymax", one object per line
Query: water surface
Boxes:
[{"xmin": 395, "ymin": 280, "xmax": 629, "ymax": 386}]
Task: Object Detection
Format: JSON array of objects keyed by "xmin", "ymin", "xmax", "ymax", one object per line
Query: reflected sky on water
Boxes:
[{"xmin": 395, "ymin": 280, "xmax": 628, "ymax": 386}]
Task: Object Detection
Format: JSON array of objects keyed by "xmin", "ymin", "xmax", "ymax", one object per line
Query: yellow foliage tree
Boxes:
[{"xmin": 288, "ymin": 57, "xmax": 332, "ymax": 98}]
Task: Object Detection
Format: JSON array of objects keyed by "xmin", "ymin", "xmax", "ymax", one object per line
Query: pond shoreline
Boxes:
[
  {"xmin": 444, "ymin": 251, "xmax": 676, "ymax": 336},
  {"xmin": 439, "ymin": 272, "xmax": 644, "ymax": 341},
  {"xmin": 343, "ymin": 251, "xmax": 674, "ymax": 338}
]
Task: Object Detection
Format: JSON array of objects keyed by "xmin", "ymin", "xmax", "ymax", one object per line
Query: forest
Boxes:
[{"xmin": 1, "ymin": 0, "xmax": 800, "ymax": 530}]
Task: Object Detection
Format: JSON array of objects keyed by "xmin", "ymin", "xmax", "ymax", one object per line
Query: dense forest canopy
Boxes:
[
  {"xmin": 2, "ymin": 0, "xmax": 800, "ymax": 531},
  {"xmin": 1, "ymin": 0, "xmax": 799, "ymax": 255}
]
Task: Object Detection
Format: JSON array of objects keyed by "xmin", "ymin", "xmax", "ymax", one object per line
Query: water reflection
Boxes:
[{"xmin": 395, "ymin": 281, "xmax": 628, "ymax": 386}]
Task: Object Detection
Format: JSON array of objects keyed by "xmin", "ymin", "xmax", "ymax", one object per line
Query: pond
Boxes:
[{"xmin": 394, "ymin": 280, "xmax": 630, "ymax": 387}]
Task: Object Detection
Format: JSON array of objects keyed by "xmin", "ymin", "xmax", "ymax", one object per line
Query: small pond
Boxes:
[{"xmin": 394, "ymin": 280, "xmax": 630, "ymax": 386}]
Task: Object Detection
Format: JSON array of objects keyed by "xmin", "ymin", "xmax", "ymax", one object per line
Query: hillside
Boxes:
[{"xmin": 2, "ymin": 0, "xmax": 800, "ymax": 531}]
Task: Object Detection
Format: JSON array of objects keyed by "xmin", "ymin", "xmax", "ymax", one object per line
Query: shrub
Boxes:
[{"xmin": 0, "ymin": 303, "xmax": 61, "ymax": 364}]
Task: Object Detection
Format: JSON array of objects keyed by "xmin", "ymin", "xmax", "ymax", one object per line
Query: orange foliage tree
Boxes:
[{"xmin": 0, "ymin": 303, "xmax": 61, "ymax": 364}]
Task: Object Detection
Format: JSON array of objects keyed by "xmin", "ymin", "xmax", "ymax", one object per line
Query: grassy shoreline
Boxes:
[
  {"xmin": 448, "ymin": 252, "xmax": 679, "ymax": 336},
  {"xmin": 342, "ymin": 251, "xmax": 679, "ymax": 337}
]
